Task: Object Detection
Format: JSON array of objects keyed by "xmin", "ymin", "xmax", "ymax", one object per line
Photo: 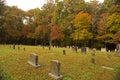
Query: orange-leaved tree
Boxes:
[{"xmin": 50, "ymin": 24, "xmax": 64, "ymax": 46}]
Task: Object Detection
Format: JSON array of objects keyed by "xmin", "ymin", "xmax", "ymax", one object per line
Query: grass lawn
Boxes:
[{"xmin": 0, "ymin": 45, "xmax": 120, "ymax": 80}]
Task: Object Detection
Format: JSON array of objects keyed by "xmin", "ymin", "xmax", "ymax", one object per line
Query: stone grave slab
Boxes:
[
  {"xmin": 28, "ymin": 53, "xmax": 40, "ymax": 68},
  {"xmin": 49, "ymin": 60, "xmax": 63, "ymax": 80},
  {"xmin": 81, "ymin": 47, "xmax": 86, "ymax": 54},
  {"xmin": 101, "ymin": 48, "xmax": 106, "ymax": 52},
  {"xmin": 116, "ymin": 44, "xmax": 120, "ymax": 56}
]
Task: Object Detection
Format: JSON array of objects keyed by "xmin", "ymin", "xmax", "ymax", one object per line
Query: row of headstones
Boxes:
[
  {"xmin": 9, "ymin": 45, "xmax": 26, "ymax": 51},
  {"xmin": 62, "ymin": 47, "xmax": 87, "ymax": 55},
  {"xmin": 9, "ymin": 44, "xmax": 120, "ymax": 57},
  {"xmin": 28, "ymin": 53, "xmax": 96, "ymax": 80}
]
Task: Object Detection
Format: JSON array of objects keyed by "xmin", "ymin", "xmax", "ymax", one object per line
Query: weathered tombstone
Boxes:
[
  {"xmin": 23, "ymin": 48, "xmax": 25, "ymax": 51},
  {"xmin": 18, "ymin": 46, "xmax": 20, "ymax": 50},
  {"xmin": 42, "ymin": 46, "xmax": 44, "ymax": 49},
  {"xmin": 108, "ymin": 50, "xmax": 110, "ymax": 52},
  {"xmin": 91, "ymin": 58, "xmax": 95, "ymax": 64},
  {"xmin": 28, "ymin": 53, "xmax": 40, "ymax": 68},
  {"xmin": 63, "ymin": 50, "xmax": 66, "ymax": 55},
  {"xmin": 13, "ymin": 44, "xmax": 15, "ymax": 49},
  {"xmin": 81, "ymin": 47, "xmax": 86, "ymax": 54},
  {"xmin": 116, "ymin": 44, "xmax": 120, "ymax": 56},
  {"xmin": 86, "ymin": 47, "xmax": 89, "ymax": 52},
  {"xmin": 115, "ymin": 49, "xmax": 117, "ymax": 52},
  {"xmin": 49, "ymin": 46, "xmax": 51, "ymax": 50},
  {"xmin": 92, "ymin": 49, "xmax": 96, "ymax": 56},
  {"xmin": 72, "ymin": 46, "xmax": 77, "ymax": 53},
  {"xmin": 10, "ymin": 45, "xmax": 11, "ymax": 48},
  {"xmin": 49, "ymin": 60, "xmax": 63, "ymax": 80},
  {"xmin": 101, "ymin": 48, "xmax": 106, "ymax": 52}
]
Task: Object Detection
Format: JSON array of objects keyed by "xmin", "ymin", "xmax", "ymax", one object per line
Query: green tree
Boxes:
[
  {"xmin": 3, "ymin": 6, "xmax": 25, "ymax": 43},
  {"xmin": 0, "ymin": 0, "xmax": 5, "ymax": 43}
]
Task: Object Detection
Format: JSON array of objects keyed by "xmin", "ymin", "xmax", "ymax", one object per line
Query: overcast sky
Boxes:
[{"xmin": 6, "ymin": 0, "xmax": 104, "ymax": 11}]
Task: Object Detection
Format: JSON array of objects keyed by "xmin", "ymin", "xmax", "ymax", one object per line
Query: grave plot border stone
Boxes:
[{"xmin": 28, "ymin": 53, "xmax": 40, "ymax": 68}]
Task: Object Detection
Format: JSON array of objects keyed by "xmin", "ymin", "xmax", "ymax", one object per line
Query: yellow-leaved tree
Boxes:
[{"xmin": 71, "ymin": 11, "xmax": 92, "ymax": 42}]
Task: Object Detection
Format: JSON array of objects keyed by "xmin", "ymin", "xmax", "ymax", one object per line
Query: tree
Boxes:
[
  {"xmin": 50, "ymin": 24, "xmax": 64, "ymax": 46},
  {"xmin": 2, "ymin": 6, "xmax": 25, "ymax": 43},
  {"xmin": 34, "ymin": 25, "xmax": 47, "ymax": 45},
  {"xmin": 0, "ymin": 0, "xmax": 5, "ymax": 43},
  {"xmin": 71, "ymin": 11, "xmax": 92, "ymax": 46},
  {"xmin": 96, "ymin": 13, "xmax": 109, "ymax": 48},
  {"xmin": 106, "ymin": 13, "xmax": 120, "ymax": 44},
  {"xmin": 0, "ymin": 0, "xmax": 5, "ymax": 15}
]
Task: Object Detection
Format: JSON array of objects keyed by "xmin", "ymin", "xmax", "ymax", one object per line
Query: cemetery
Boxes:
[
  {"xmin": 0, "ymin": 0, "xmax": 120, "ymax": 80},
  {"xmin": 0, "ymin": 45, "xmax": 120, "ymax": 80}
]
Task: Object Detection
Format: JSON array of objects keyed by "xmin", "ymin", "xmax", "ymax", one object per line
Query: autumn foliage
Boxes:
[
  {"xmin": 50, "ymin": 24, "xmax": 64, "ymax": 40},
  {"xmin": 71, "ymin": 11, "xmax": 92, "ymax": 40}
]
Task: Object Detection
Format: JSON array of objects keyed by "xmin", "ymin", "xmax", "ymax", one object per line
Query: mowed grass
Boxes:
[{"xmin": 0, "ymin": 45, "xmax": 120, "ymax": 80}]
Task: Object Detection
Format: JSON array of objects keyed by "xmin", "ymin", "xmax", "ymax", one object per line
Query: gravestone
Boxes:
[
  {"xmin": 86, "ymin": 47, "xmax": 89, "ymax": 52},
  {"xmin": 10, "ymin": 45, "xmax": 11, "ymax": 48},
  {"xmin": 63, "ymin": 50, "xmax": 66, "ymax": 55},
  {"xmin": 28, "ymin": 53, "xmax": 40, "ymax": 68},
  {"xmin": 13, "ymin": 44, "xmax": 15, "ymax": 49},
  {"xmin": 91, "ymin": 58, "xmax": 95, "ymax": 64},
  {"xmin": 49, "ymin": 46, "xmax": 51, "ymax": 50},
  {"xmin": 49, "ymin": 60, "xmax": 63, "ymax": 80},
  {"xmin": 116, "ymin": 44, "xmax": 120, "ymax": 56},
  {"xmin": 81, "ymin": 47, "xmax": 86, "ymax": 54},
  {"xmin": 92, "ymin": 49, "xmax": 96, "ymax": 56},
  {"xmin": 101, "ymin": 48, "xmax": 106, "ymax": 52},
  {"xmin": 72, "ymin": 46, "xmax": 77, "ymax": 53},
  {"xmin": 18, "ymin": 46, "xmax": 20, "ymax": 50},
  {"xmin": 23, "ymin": 48, "xmax": 25, "ymax": 51}
]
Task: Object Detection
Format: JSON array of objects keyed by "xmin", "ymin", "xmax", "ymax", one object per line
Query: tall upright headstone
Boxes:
[
  {"xmin": 28, "ymin": 53, "xmax": 40, "ymax": 68},
  {"xmin": 116, "ymin": 44, "xmax": 120, "ymax": 56},
  {"xmin": 49, "ymin": 60, "xmax": 63, "ymax": 80}
]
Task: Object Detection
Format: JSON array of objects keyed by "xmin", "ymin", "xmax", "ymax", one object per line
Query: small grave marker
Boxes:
[
  {"xmin": 49, "ymin": 60, "xmax": 63, "ymax": 80},
  {"xmin": 63, "ymin": 50, "xmax": 66, "ymax": 55},
  {"xmin": 13, "ymin": 44, "xmax": 15, "ymax": 49},
  {"xmin": 28, "ymin": 53, "xmax": 40, "ymax": 68},
  {"xmin": 18, "ymin": 46, "xmax": 20, "ymax": 50},
  {"xmin": 23, "ymin": 48, "xmax": 25, "ymax": 51},
  {"xmin": 116, "ymin": 44, "xmax": 120, "ymax": 56},
  {"xmin": 81, "ymin": 47, "xmax": 86, "ymax": 54},
  {"xmin": 72, "ymin": 46, "xmax": 77, "ymax": 53},
  {"xmin": 10, "ymin": 45, "xmax": 11, "ymax": 48},
  {"xmin": 91, "ymin": 58, "xmax": 95, "ymax": 64},
  {"xmin": 92, "ymin": 48, "xmax": 96, "ymax": 56},
  {"xmin": 101, "ymin": 48, "xmax": 106, "ymax": 52},
  {"xmin": 49, "ymin": 46, "xmax": 51, "ymax": 50}
]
